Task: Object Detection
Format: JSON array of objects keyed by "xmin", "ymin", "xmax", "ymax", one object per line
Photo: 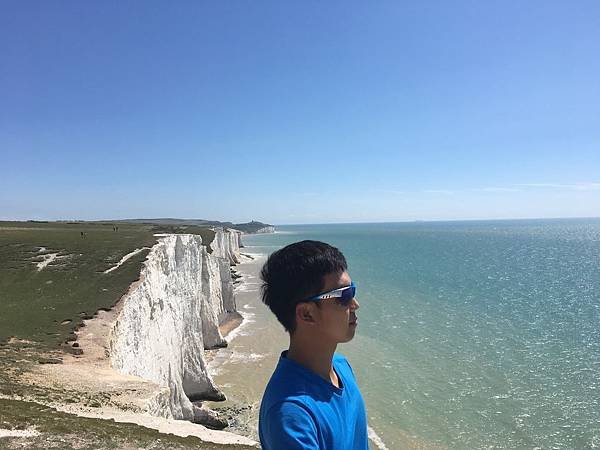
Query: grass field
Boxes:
[
  {"xmin": 0, "ymin": 398, "xmax": 257, "ymax": 450},
  {"xmin": 0, "ymin": 221, "xmax": 254, "ymax": 449},
  {"xmin": 0, "ymin": 221, "xmax": 214, "ymax": 350}
]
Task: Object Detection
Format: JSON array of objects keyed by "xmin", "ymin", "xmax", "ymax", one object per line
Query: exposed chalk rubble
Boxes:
[{"xmin": 109, "ymin": 228, "xmax": 243, "ymax": 425}]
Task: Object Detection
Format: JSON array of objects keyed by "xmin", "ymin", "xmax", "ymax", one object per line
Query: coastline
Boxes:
[
  {"xmin": 205, "ymin": 240, "xmax": 394, "ymax": 449},
  {"xmin": 3, "ymin": 229, "xmax": 394, "ymax": 448},
  {"xmin": 213, "ymin": 232, "xmax": 397, "ymax": 449},
  {"xmin": 203, "ymin": 250, "xmax": 282, "ymax": 439},
  {"xmin": 12, "ymin": 234, "xmax": 259, "ymax": 447}
]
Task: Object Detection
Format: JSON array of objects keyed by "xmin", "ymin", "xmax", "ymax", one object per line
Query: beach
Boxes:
[
  {"xmin": 206, "ymin": 243, "xmax": 395, "ymax": 449},
  {"xmin": 207, "ymin": 239, "xmax": 420, "ymax": 450},
  {"xmin": 206, "ymin": 250, "xmax": 287, "ymax": 439}
]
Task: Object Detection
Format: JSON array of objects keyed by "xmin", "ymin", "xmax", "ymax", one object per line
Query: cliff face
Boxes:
[
  {"xmin": 210, "ymin": 228, "xmax": 242, "ymax": 263},
  {"xmin": 109, "ymin": 229, "xmax": 242, "ymax": 423}
]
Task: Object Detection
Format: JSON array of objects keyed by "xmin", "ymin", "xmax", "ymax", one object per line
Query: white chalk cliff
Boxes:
[
  {"xmin": 210, "ymin": 227, "xmax": 242, "ymax": 264},
  {"xmin": 109, "ymin": 228, "xmax": 242, "ymax": 424}
]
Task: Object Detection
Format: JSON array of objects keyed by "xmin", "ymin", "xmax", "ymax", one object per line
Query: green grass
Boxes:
[
  {"xmin": 0, "ymin": 398, "xmax": 257, "ymax": 450},
  {"xmin": 0, "ymin": 221, "xmax": 214, "ymax": 349},
  {"xmin": 112, "ymin": 218, "xmax": 272, "ymax": 234}
]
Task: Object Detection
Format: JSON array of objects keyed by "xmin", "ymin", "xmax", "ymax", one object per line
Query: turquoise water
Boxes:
[{"xmin": 243, "ymin": 219, "xmax": 600, "ymax": 449}]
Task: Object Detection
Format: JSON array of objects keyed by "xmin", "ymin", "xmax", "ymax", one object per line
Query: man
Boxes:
[{"xmin": 258, "ymin": 240, "xmax": 369, "ymax": 450}]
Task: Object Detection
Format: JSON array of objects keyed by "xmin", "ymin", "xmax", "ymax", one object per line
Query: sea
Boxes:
[{"xmin": 214, "ymin": 218, "xmax": 600, "ymax": 449}]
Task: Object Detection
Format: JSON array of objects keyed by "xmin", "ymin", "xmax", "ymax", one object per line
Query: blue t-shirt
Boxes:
[{"xmin": 259, "ymin": 351, "xmax": 369, "ymax": 450}]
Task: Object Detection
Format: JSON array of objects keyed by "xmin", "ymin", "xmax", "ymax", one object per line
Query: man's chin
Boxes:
[{"xmin": 342, "ymin": 327, "xmax": 357, "ymax": 342}]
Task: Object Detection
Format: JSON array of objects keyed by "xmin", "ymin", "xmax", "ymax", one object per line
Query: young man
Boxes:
[{"xmin": 258, "ymin": 240, "xmax": 369, "ymax": 450}]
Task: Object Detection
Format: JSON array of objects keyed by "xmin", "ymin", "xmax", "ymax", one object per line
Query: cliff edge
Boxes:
[
  {"xmin": 109, "ymin": 229, "xmax": 242, "ymax": 424},
  {"xmin": 2, "ymin": 227, "xmax": 258, "ymax": 447}
]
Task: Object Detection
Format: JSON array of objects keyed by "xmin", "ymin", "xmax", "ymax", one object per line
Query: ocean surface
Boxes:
[{"xmin": 239, "ymin": 219, "xmax": 600, "ymax": 449}]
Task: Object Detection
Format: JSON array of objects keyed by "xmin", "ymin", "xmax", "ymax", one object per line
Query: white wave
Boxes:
[
  {"xmin": 492, "ymin": 394, "xmax": 510, "ymax": 399},
  {"xmin": 208, "ymin": 350, "xmax": 265, "ymax": 376},
  {"xmin": 240, "ymin": 252, "xmax": 265, "ymax": 258},
  {"xmin": 368, "ymin": 426, "xmax": 389, "ymax": 450},
  {"xmin": 235, "ymin": 282, "xmax": 261, "ymax": 293},
  {"xmin": 231, "ymin": 352, "xmax": 266, "ymax": 363},
  {"xmin": 225, "ymin": 311, "xmax": 256, "ymax": 343}
]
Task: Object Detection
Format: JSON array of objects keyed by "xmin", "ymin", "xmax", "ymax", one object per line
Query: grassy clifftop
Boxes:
[
  {"xmin": 0, "ymin": 221, "xmax": 257, "ymax": 449},
  {"xmin": 0, "ymin": 221, "xmax": 211, "ymax": 349},
  {"xmin": 117, "ymin": 218, "xmax": 273, "ymax": 233}
]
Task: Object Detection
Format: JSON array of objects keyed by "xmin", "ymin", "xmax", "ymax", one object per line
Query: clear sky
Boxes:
[{"xmin": 1, "ymin": 1, "xmax": 599, "ymax": 224}]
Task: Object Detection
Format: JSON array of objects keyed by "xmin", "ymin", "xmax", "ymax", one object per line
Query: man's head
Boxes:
[{"xmin": 260, "ymin": 240, "xmax": 359, "ymax": 341}]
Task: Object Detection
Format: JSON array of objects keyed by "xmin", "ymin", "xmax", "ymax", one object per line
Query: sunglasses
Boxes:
[{"xmin": 306, "ymin": 281, "xmax": 356, "ymax": 306}]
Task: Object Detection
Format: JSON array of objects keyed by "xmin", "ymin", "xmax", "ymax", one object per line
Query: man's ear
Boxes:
[{"xmin": 295, "ymin": 302, "xmax": 317, "ymax": 325}]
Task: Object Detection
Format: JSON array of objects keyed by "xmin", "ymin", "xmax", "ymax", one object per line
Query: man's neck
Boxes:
[{"xmin": 287, "ymin": 334, "xmax": 339, "ymax": 386}]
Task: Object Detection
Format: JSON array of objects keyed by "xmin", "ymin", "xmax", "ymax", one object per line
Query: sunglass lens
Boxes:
[{"xmin": 339, "ymin": 285, "xmax": 356, "ymax": 305}]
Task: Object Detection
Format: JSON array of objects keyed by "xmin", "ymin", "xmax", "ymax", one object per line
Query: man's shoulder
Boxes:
[
  {"xmin": 260, "ymin": 373, "xmax": 320, "ymax": 436},
  {"xmin": 332, "ymin": 352, "xmax": 349, "ymax": 365},
  {"xmin": 333, "ymin": 352, "xmax": 354, "ymax": 375},
  {"xmin": 261, "ymin": 359, "xmax": 313, "ymax": 407}
]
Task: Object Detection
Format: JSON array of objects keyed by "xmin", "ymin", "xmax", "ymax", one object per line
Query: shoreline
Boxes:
[
  {"xmin": 219, "ymin": 311, "xmax": 244, "ymax": 338},
  {"xmin": 13, "ymin": 235, "xmax": 259, "ymax": 447},
  {"xmin": 210, "ymin": 236, "xmax": 396, "ymax": 450},
  {"xmin": 205, "ymin": 252, "xmax": 267, "ymax": 379},
  {"xmin": 202, "ymin": 250, "xmax": 274, "ymax": 440}
]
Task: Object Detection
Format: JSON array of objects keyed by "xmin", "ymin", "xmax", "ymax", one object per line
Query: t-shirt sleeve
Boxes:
[{"xmin": 262, "ymin": 401, "xmax": 320, "ymax": 450}]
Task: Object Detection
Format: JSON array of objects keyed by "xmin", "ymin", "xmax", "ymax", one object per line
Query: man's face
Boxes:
[{"xmin": 313, "ymin": 270, "xmax": 360, "ymax": 344}]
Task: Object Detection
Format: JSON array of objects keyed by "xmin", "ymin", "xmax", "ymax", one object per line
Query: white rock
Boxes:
[
  {"xmin": 109, "ymin": 232, "xmax": 242, "ymax": 422},
  {"xmin": 210, "ymin": 228, "xmax": 242, "ymax": 264}
]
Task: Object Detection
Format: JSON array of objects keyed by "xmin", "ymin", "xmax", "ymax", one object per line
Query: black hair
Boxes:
[{"xmin": 260, "ymin": 240, "xmax": 348, "ymax": 333}]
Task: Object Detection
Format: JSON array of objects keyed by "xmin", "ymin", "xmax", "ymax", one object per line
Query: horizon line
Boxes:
[
  {"xmin": 2, "ymin": 215, "xmax": 600, "ymax": 227},
  {"xmin": 273, "ymin": 216, "xmax": 600, "ymax": 226}
]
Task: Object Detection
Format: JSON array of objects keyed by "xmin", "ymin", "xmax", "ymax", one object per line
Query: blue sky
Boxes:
[{"xmin": 1, "ymin": 1, "xmax": 599, "ymax": 224}]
